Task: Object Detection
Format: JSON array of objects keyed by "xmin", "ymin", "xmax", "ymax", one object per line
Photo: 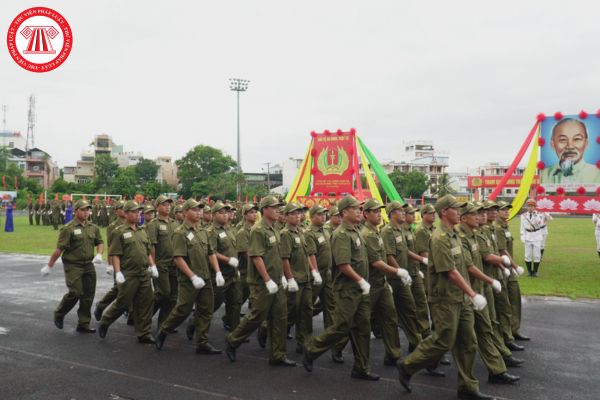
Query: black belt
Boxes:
[{"xmin": 525, "ymin": 228, "xmax": 540, "ymax": 232}]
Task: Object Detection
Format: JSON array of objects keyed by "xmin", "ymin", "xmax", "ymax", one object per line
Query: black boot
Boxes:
[
  {"xmin": 525, "ymin": 261, "xmax": 532, "ymax": 276},
  {"xmin": 540, "ymin": 249, "xmax": 544, "ymax": 260},
  {"xmin": 533, "ymin": 262, "xmax": 539, "ymax": 277}
]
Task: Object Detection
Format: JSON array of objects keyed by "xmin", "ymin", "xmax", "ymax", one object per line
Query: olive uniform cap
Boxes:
[
  {"xmin": 337, "ymin": 195, "xmax": 364, "ymax": 213},
  {"xmin": 434, "ymin": 195, "xmax": 467, "ymax": 213},
  {"xmin": 123, "ymin": 200, "xmax": 144, "ymax": 212},
  {"xmin": 259, "ymin": 195, "xmax": 283, "ymax": 210},
  {"xmin": 363, "ymin": 198, "xmax": 384, "ymax": 212}
]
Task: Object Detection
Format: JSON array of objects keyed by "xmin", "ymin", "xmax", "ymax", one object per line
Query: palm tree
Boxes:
[{"xmin": 431, "ymin": 173, "xmax": 455, "ymax": 197}]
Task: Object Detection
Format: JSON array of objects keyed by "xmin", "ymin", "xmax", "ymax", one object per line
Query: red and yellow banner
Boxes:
[
  {"xmin": 468, "ymin": 175, "xmax": 539, "ymax": 189},
  {"xmin": 311, "ymin": 132, "xmax": 354, "ymax": 194}
]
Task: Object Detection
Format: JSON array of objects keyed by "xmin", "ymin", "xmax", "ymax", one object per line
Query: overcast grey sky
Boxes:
[{"xmin": 1, "ymin": 0, "xmax": 599, "ymax": 174}]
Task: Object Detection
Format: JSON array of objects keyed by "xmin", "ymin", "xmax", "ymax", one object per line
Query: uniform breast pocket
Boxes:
[{"xmin": 266, "ymin": 234, "xmax": 277, "ymax": 247}]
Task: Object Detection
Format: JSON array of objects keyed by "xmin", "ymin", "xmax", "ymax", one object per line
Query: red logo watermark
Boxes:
[{"xmin": 6, "ymin": 7, "xmax": 73, "ymax": 73}]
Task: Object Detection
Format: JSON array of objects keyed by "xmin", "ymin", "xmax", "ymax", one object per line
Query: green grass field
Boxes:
[{"xmin": 1, "ymin": 214, "xmax": 599, "ymax": 299}]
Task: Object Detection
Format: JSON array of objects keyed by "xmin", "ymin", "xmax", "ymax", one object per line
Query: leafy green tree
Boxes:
[
  {"xmin": 388, "ymin": 170, "xmax": 428, "ymax": 199},
  {"xmin": 142, "ymin": 181, "xmax": 175, "ymax": 199},
  {"xmin": 111, "ymin": 167, "xmax": 138, "ymax": 198},
  {"xmin": 176, "ymin": 145, "xmax": 239, "ymax": 198},
  {"xmin": 135, "ymin": 158, "xmax": 159, "ymax": 184},
  {"xmin": 94, "ymin": 154, "xmax": 119, "ymax": 191}
]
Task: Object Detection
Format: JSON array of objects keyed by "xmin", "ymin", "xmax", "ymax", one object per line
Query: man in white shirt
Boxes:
[{"xmin": 520, "ymin": 199, "xmax": 544, "ymax": 277}]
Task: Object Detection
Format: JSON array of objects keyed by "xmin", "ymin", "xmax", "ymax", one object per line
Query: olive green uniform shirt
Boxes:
[
  {"xmin": 456, "ymin": 224, "xmax": 484, "ymax": 293},
  {"xmin": 361, "ymin": 222, "xmax": 387, "ymax": 287},
  {"xmin": 146, "ymin": 216, "xmax": 177, "ymax": 268},
  {"xmin": 280, "ymin": 223, "xmax": 310, "ymax": 283},
  {"xmin": 304, "ymin": 223, "xmax": 332, "ymax": 273},
  {"xmin": 414, "ymin": 222, "xmax": 434, "ymax": 254},
  {"xmin": 236, "ymin": 222, "xmax": 253, "ymax": 276},
  {"xmin": 172, "ymin": 222, "xmax": 214, "ymax": 280},
  {"xmin": 401, "ymin": 224, "xmax": 419, "ymax": 276},
  {"xmin": 247, "ymin": 219, "xmax": 283, "ymax": 284},
  {"xmin": 109, "ymin": 224, "xmax": 151, "ymax": 277},
  {"xmin": 57, "ymin": 219, "xmax": 102, "ymax": 266},
  {"xmin": 381, "ymin": 223, "xmax": 409, "ymax": 280},
  {"xmin": 428, "ymin": 223, "xmax": 470, "ymax": 304},
  {"xmin": 494, "ymin": 219, "xmax": 516, "ymax": 282},
  {"xmin": 331, "ymin": 221, "xmax": 369, "ymax": 287},
  {"xmin": 207, "ymin": 222, "xmax": 238, "ymax": 278}
]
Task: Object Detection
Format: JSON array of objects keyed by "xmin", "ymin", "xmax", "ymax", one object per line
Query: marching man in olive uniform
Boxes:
[
  {"xmin": 280, "ymin": 202, "xmax": 319, "ymax": 354},
  {"xmin": 361, "ymin": 198, "xmax": 408, "ymax": 367},
  {"xmin": 495, "ymin": 201, "xmax": 529, "ymax": 342},
  {"xmin": 207, "ymin": 201, "xmax": 241, "ymax": 331},
  {"xmin": 98, "ymin": 200, "xmax": 156, "ymax": 344},
  {"xmin": 225, "ymin": 196, "xmax": 297, "ymax": 367},
  {"xmin": 156, "ymin": 199, "xmax": 224, "ymax": 354},
  {"xmin": 303, "ymin": 195, "xmax": 380, "ymax": 381},
  {"xmin": 236, "ymin": 203, "xmax": 259, "ymax": 312},
  {"xmin": 397, "ymin": 195, "xmax": 494, "ymax": 400},
  {"xmin": 41, "ymin": 199, "xmax": 104, "ymax": 333},
  {"xmin": 146, "ymin": 195, "xmax": 178, "ymax": 328},
  {"xmin": 457, "ymin": 202, "xmax": 521, "ymax": 385}
]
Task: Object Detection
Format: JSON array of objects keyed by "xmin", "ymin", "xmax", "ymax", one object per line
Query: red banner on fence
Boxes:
[
  {"xmin": 310, "ymin": 132, "xmax": 355, "ymax": 194},
  {"xmin": 535, "ymin": 196, "xmax": 600, "ymax": 214},
  {"xmin": 468, "ymin": 175, "xmax": 540, "ymax": 189}
]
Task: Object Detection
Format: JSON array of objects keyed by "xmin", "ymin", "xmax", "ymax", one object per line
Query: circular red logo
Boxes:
[{"xmin": 6, "ymin": 7, "xmax": 72, "ymax": 73}]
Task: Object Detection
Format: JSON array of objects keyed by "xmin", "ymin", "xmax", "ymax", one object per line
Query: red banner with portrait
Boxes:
[{"xmin": 310, "ymin": 132, "xmax": 355, "ymax": 194}]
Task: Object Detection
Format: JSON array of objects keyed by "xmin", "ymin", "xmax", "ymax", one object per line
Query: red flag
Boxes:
[
  {"xmin": 207, "ymin": 196, "xmax": 211, "ymax": 203},
  {"xmin": 107, "ymin": 196, "xmax": 111, "ymax": 205},
  {"xmin": 245, "ymin": 195, "xmax": 248, "ymax": 203},
  {"xmin": 27, "ymin": 192, "xmax": 31, "ymax": 205},
  {"xmin": 421, "ymin": 195, "xmax": 425, "ymax": 205},
  {"xmin": 39, "ymin": 192, "xmax": 44, "ymax": 205},
  {"xmin": 55, "ymin": 193, "xmax": 59, "ymax": 201},
  {"xmin": 95, "ymin": 196, "xmax": 99, "ymax": 204},
  {"xmin": 14, "ymin": 176, "xmax": 18, "ymax": 190},
  {"xmin": 2, "ymin": 175, "xmax": 6, "ymax": 190},
  {"xmin": 253, "ymin": 195, "xmax": 257, "ymax": 203}
]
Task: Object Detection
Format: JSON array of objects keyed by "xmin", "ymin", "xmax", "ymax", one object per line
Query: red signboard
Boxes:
[
  {"xmin": 310, "ymin": 132, "xmax": 355, "ymax": 194},
  {"xmin": 468, "ymin": 175, "xmax": 539, "ymax": 189},
  {"xmin": 536, "ymin": 196, "xmax": 600, "ymax": 214}
]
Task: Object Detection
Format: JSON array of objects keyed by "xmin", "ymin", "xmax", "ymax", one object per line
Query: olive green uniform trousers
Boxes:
[
  {"xmin": 100, "ymin": 274, "xmax": 153, "ymax": 338},
  {"xmin": 493, "ymin": 276, "xmax": 515, "ymax": 344},
  {"xmin": 403, "ymin": 302, "xmax": 479, "ymax": 394},
  {"xmin": 214, "ymin": 274, "xmax": 242, "ymax": 330},
  {"xmin": 160, "ymin": 278, "xmax": 214, "ymax": 346},
  {"xmin": 389, "ymin": 278, "xmax": 422, "ymax": 347},
  {"xmin": 287, "ymin": 282, "xmax": 313, "ymax": 347},
  {"xmin": 410, "ymin": 273, "xmax": 432, "ymax": 337},
  {"xmin": 305, "ymin": 285, "xmax": 372, "ymax": 374},
  {"xmin": 153, "ymin": 266, "xmax": 178, "ymax": 327},
  {"xmin": 55, "ymin": 263, "xmax": 96, "ymax": 327},
  {"xmin": 227, "ymin": 282, "xmax": 288, "ymax": 363}
]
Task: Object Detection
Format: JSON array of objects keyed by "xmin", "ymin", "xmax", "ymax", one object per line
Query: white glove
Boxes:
[
  {"xmin": 311, "ymin": 270, "xmax": 323, "ymax": 286},
  {"xmin": 516, "ymin": 266, "xmax": 525, "ymax": 276},
  {"xmin": 190, "ymin": 274, "xmax": 205, "ymax": 289},
  {"xmin": 266, "ymin": 279, "xmax": 278, "ymax": 294},
  {"xmin": 396, "ymin": 268, "xmax": 412, "ymax": 286},
  {"xmin": 387, "ymin": 284, "xmax": 394, "ymax": 294},
  {"xmin": 502, "ymin": 267, "xmax": 511, "ymax": 278},
  {"xmin": 418, "ymin": 270, "xmax": 425, "ymax": 280},
  {"xmin": 228, "ymin": 257, "xmax": 239, "ymax": 268},
  {"xmin": 501, "ymin": 255, "xmax": 511, "ymax": 267},
  {"xmin": 105, "ymin": 265, "xmax": 114, "ymax": 275},
  {"xmin": 115, "ymin": 271, "xmax": 125, "ymax": 284},
  {"xmin": 357, "ymin": 278, "xmax": 371, "ymax": 295},
  {"xmin": 40, "ymin": 265, "xmax": 52, "ymax": 276},
  {"xmin": 421, "ymin": 257, "xmax": 429, "ymax": 266},
  {"xmin": 93, "ymin": 254, "xmax": 103, "ymax": 264},
  {"xmin": 148, "ymin": 265, "xmax": 159, "ymax": 278},
  {"xmin": 215, "ymin": 271, "xmax": 225, "ymax": 287},
  {"xmin": 491, "ymin": 279, "xmax": 502, "ymax": 293},
  {"xmin": 287, "ymin": 278, "xmax": 299, "ymax": 292},
  {"xmin": 470, "ymin": 294, "xmax": 487, "ymax": 311},
  {"xmin": 281, "ymin": 275, "xmax": 288, "ymax": 290}
]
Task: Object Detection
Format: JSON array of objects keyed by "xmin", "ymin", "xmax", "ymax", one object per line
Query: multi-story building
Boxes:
[
  {"xmin": 468, "ymin": 162, "xmax": 528, "ymax": 199},
  {"xmin": 155, "ymin": 156, "xmax": 178, "ymax": 187},
  {"xmin": 0, "ymin": 131, "xmax": 26, "ymax": 150},
  {"xmin": 23, "ymin": 147, "xmax": 59, "ymax": 189}
]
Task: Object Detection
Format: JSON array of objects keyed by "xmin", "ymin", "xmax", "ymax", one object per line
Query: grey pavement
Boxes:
[{"xmin": 0, "ymin": 253, "xmax": 598, "ymax": 400}]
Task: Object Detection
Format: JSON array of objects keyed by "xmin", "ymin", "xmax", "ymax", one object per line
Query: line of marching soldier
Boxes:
[{"xmin": 41, "ymin": 194, "xmax": 531, "ymax": 400}]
